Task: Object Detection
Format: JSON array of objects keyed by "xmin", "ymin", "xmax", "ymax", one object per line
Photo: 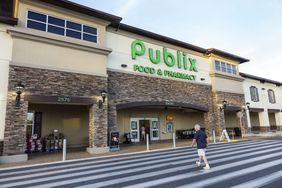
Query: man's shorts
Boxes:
[{"xmin": 197, "ymin": 148, "xmax": 206, "ymax": 156}]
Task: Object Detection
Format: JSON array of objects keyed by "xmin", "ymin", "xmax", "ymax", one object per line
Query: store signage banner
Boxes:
[{"xmin": 131, "ymin": 39, "xmax": 197, "ymax": 81}]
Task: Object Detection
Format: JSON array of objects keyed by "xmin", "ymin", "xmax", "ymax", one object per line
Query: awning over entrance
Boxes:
[
  {"xmin": 116, "ymin": 101, "xmax": 209, "ymax": 112},
  {"xmin": 249, "ymin": 107, "xmax": 264, "ymax": 112},
  {"xmin": 268, "ymin": 109, "xmax": 280, "ymax": 113}
]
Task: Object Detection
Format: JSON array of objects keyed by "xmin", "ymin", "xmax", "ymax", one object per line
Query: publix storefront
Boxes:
[{"xmin": 106, "ymin": 28, "xmax": 216, "ymax": 143}]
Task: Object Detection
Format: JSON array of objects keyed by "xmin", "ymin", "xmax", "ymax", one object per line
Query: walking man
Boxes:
[{"xmin": 191, "ymin": 124, "xmax": 210, "ymax": 170}]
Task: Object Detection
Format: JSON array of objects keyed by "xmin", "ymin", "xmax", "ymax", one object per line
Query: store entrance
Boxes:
[
  {"xmin": 139, "ymin": 120, "xmax": 150, "ymax": 142},
  {"xmin": 26, "ymin": 103, "xmax": 89, "ymax": 153},
  {"xmin": 130, "ymin": 118, "xmax": 159, "ymax": 143}
]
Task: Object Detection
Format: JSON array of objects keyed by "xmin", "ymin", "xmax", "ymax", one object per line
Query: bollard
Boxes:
[
  {"xmin": 173, "ymin": 132, "xmax": 176, "ymax": 149},
  {"xmin": 213, "ymin": 130, "xmax": 216, "ymax": 143},
  {"xmin": 63, "ymin": 139, "xmax": 67, "ymax": 161},
  {"xmin": 146, "ymin": 134, "xmax": 149, "ymax": 151}
]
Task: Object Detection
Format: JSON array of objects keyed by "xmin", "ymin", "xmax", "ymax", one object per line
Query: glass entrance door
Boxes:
[
  {"xmin": 150, "ymin": 118, "xmax": 159, "ymax": 141},
  {"xmin": 130, "ymin": 118, "xmax": 140, "ymax": 142}
]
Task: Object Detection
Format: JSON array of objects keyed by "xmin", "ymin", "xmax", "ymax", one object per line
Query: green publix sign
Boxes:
[{"xmin": 131, "ymin": 39, "xmax": 197, "ymax": 81}]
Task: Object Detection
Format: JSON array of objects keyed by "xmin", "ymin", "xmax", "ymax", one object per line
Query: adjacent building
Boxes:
[{"xmin": 0, "ymin": 0, "xmax": 281, "ymax": 163}]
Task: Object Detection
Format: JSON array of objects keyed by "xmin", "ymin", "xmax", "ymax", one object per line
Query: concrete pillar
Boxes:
[
  {"xmin": 258, "ymin": 110, "xmax": 270, "ymax": 132},
  {"xmin": 0, "ymin": 25, "xmax": 12, "ymax": 141},
  {"xmin": 275, "ymin": 112, "xmax": 282, "ymax": 131},
  {"xmin": 245, "ymin": 109, "xmax": 251, "ymax": 129},
  {"xmin": 87, "ymin": 102, "xmax": 109, "ymax": 154}
]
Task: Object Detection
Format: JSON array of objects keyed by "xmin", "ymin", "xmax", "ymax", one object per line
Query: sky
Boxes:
[{"xmin": 71, "ymin": 0, "xmax": 282, "ymax": 82}]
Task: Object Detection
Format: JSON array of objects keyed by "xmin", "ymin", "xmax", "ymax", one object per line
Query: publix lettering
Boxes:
[{"xmin": 131, "ymin": 39, "xmax": 197, "ymax": 72}]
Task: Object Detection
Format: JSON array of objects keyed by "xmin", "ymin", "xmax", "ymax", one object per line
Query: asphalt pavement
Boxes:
[{"xmin": 0, "ymin": 139, "xmax": 281, "ymax": 188}]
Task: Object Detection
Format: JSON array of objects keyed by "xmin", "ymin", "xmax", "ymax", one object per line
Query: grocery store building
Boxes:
[{"xmin": 1, "ymin": 0, "xmax": 280, "ymax": 163}]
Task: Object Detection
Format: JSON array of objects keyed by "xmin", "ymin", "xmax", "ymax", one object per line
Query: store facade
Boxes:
[
  {"xmin": 0, "ymin": 0, "xmax": 263, "ymax": 162},
  {"xmin": 241, "ymin": 73, "xmax": 282, "ymax": 132}
]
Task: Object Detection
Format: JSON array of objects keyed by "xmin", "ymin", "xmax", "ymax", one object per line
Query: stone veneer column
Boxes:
[
  {"xmin": 214, "ymin": 108, "xmax": 225, "ymax": 138},
  {"xmin": 236, "ymin": 111, "xmax": 249, "ymax": 136},
  {"xmin": 87, "ymin": 102, "xmax": 109, "ymax": 154},
  {"xmin": 203, "ymin": 111, "xmax": 214, "ymax": 141},
  {"xmin": 2, "ymin": 92, "xmax": 28, "ymax": 161},
  {"xmin": 107, "ymin": 101, "xmax": 118, "ymax": 133}
]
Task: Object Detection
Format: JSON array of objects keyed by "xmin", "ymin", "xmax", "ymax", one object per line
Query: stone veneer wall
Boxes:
[
  {"xmin": 212, "ymin": 91, "xmax": 249, "ymax": 136},
  {"xmin": 89, "ymin": 103, "xmax": 108, "ymax": 148},
  {"xmin": 0, "ymin": 141, "xmax": 3, "ymax": 155},
  {"xmin": 3, "ymin": 65, "xmax": 107, "ymax": 155},
  {"xmin": 108, "ymin": 71, "xmax": 215, "ymax": 137}
]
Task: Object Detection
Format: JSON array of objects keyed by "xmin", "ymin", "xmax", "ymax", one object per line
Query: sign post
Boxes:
[{"xmin": 219, "ymin": 129, "xmax": 231, "ymax": 142}]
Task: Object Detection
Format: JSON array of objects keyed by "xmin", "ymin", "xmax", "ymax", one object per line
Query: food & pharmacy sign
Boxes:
[{"xmin": 131, "ymin": 39, "xmax": 198, "ymax": 81}]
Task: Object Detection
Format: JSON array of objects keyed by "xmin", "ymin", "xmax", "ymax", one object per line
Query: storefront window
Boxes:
[
  {"xmin": 214, "ymin": 60, "xmax": 237, "ymax": 75},
  {"xmin": 26, "ymin": 10, "xmax": 98, "ymax": 43},
  {"xmin": 131, "ymin": 121, "xmax": 137, "ymax": 130},
  {"xmin": 26, "ymin": 112, "xmax": 34, "ymax": 139}
]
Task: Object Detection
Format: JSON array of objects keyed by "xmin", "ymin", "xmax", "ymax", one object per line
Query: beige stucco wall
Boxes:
[
  {"xmin": 106, "ymin": 31, "xmax": 211, "ymax": 85},
  {"xmin": 0, "ymin": 24, "xmax": 13, "ymax": 140},
  {"xmin": 250, "ymin": 112, "xmax": 260, "ymax": 127},
  {"xmin": 29, "ymin": 104, "xmax": 89, "ymax": 147},
  {"xmin": 224, "ymin": 112, "xmax": 238, "ymax": 128},
  {"xmin": 17, "ymin": 0, "xmax": 108, "ymax": 47},
  {"xmin": 117, "ymin": 108, "xmax": 204, "ymax": 141},
  {"xmin": 269, "ymin": 113, "xmax": 276, "ymax": 125},
  {"xmin": 10, "ymin": 0, "xmax": 110, "ymax": 76},
  {"xmin": 213, "ymin": 77, "xmax": 244, "ymax": 94},
  {"xmin": 208, "ymin": 56, "xmax": 244, "ymax": 94},
  {"xmin": 11, "ymin": 36, "xmax": 108, "ymax": 76}
]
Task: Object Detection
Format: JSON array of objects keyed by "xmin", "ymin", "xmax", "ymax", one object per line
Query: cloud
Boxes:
[{"xmin": 116, "ymin": 0, "xmax": 142, "ymax": 17}]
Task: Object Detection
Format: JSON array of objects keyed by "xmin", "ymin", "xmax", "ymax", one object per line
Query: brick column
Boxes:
[{"xmin": 87, "ymin": 102, "xmax": 109, "ymax": 154}]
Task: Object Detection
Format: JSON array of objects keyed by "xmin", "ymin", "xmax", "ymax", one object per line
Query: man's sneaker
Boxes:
[
  {"xmin": 196, "ymin": 161, "xmax": 201, "ymax": 167},
  {"xmin": 203, "ymin": 164, "xmax": 210, "ymax": 170}
]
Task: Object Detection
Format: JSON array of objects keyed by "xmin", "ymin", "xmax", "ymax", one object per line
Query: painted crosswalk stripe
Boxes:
[
  {"xmin": 0, "ymin": 140, "xmax": 266, "ymax": 177},
  {"xmin": 9, "ymin": 147, "xmax": 277, "ymax": 188},
  {"xmin": 0, "ymin": 140, "xmax": 274, "ymax": 178},
  {"xmin": 178, "ymin": 161, "xmax": 282, "ymax": 188},
  {"xmin": 121, "ymin": 152, "xmax": 282, "ymax": 188},
  {"xmin": 231, "ymin": 170, "xmax": 282, "ymax": 188},
  {"xmin": 0, "ymin": 142, "xmax": 280, "ymax": 183}
]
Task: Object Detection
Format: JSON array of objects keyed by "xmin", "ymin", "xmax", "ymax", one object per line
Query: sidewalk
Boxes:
[
  {"xmin": 244, "ymin": 131, "xmax": 282, "ymax": 138},
  {"xmin": 0, "ymin": 140, "xmax": 191, "ymax": 169}
]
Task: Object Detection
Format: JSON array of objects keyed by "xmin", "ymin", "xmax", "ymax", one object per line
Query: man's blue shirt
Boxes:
[{"xmin": 194, "ymin": 130, "xmax": 207, "ymax": 149}]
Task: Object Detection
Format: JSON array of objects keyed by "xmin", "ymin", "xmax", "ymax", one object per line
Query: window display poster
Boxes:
[
  {"xmin": 167, "ymin": 122, "xmax": 173, "ymax": 133},
  {"xmin": 110, "ymin": 131, "xmax": 120, "ymax": 151}
]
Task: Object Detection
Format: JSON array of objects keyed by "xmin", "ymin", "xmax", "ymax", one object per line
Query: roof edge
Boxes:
[
  {"xmin": 206, "ymin": 48, "xmax": 249, "ymax": 64},
  {"xmin": 240, "ymin": 72, "xmax": 282, "ymax": 85},
  {"xmin": 114, "ymin": 24, "xmax": 249, "ymax": 63},
  {"xmin": 37, "ymin": 0, "xmax": 122, "ymax": 26},
  {"xmin": 0, "ymin": 16, "xmax": 18, "ymax": 25},
  {"xmin": 116, "ymin": 23, "xmax": 207, "ymax": 54}
]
